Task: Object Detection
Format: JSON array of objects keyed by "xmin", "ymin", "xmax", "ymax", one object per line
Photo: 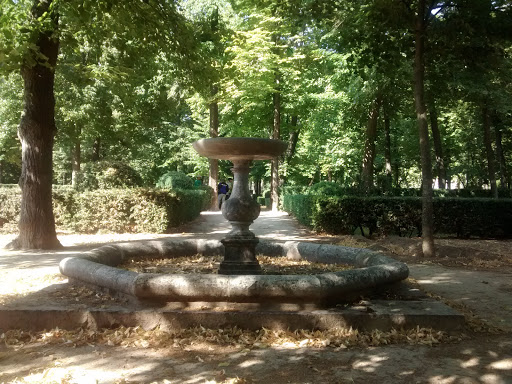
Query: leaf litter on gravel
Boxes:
[
  {"xmin": 119, "ymin": 254, "xmax": 352, "ymax": 275},
  {"xmin": 1, "ymin": 324, "xmax": 455, "ymax": 353}
]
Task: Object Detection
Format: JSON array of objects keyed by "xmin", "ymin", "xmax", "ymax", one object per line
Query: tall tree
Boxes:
[
  {"xmin": 1, "ymin": 0, "xmax": 199, "ymax": 248},
  {"xmin": 428, "ymin": 100, "xmax": 446, "ymax": 189},
  {"xmin": 11, "ymin": 0, "xmax": 61, "ymax": 249},
  {"xmin": 413, "ymin": 0, "xmax": 435, "ymax": 257},
  {"xmin": 383, "ymin": 107, "xmax": 393, "ymax": 191},
  {"xmin": 181, "ymin": 1, "xmax": 236, "ymax": 206},
  {"xmin": 494, "ymin": 118, "xmax": 509, "ymax": 189},
  {"xmin": 482, "ymin": 105, "xmax": 498, "ymax": 198},
  {"xmin": 271, "ymin": 70, "xmax": 281, "ymax": 211},
  {"xmin": 209, "ymin": 85, "xmax": 220, "ymax": 207},
  {"xmin": 361, "ymin": 96, "xmax": 382, "ymax": 193}
]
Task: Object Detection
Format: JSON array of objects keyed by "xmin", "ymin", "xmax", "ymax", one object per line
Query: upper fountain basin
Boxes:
[{"xmin": 193, "ymin": 137, "xmax": 288, "ymax": 161}]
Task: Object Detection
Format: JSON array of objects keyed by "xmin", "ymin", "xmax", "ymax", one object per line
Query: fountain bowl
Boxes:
[{"xmin": 193, "ymin": 137, "xmax": 288, "ymax": 161}]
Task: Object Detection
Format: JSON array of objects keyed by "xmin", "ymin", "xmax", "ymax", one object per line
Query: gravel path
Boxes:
[{"xmin": 1, "ymin": 211, "xmax": 512, "ymax": 383}]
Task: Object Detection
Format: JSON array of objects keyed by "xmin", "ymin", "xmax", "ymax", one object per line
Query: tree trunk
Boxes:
[
  {"xmin": 281, "ymin": 115, "xmax": 299, "ymax": 186},
  {"xmin": 361, "ymin": 97, "xmax": 381, "ymax": 193},
  {"xmin": 9, "ymin": 0, "xmax": 61, "ymax": 249},
  {"xmin": 209, "ymin": 85, "xmax": 219, "ymax": 210},
  {"xmin": 286, "ymin": 115, "xmax": 299, "ymax": 162},
  {"xmin": 92, "ymin": 137, "xmax": 101, "ymax": 162},
  {"xmin": 393, "ymin": 159, "xmax": 400, "ymax": 188},
  {"xmin": 383, "ymin": 111, "xmax": 393, "ymax": 191},
  {"xmin": 255, "ymin": 179, "xmax": 261, "ymax": 196},
  {"xmin": 71, "ymin": 125, "xmax": 81, "ymax": 189},
  {"xmin": 444, "ymin": 146, "xmax": 451, "ymax": 189},
  {"xmin": 429, "ymin": 102, "xmax": 446, "ymax": 189},
  {"xmin": 271, "ymin": 73, "xmax": 281, "ymax": 211},
  {"xmin": 494, "ymin": 121, "xmax": 508, "ymax": 190},
  {"xmin": 414, "ymin": 0, "xmax": 435, "ymax": 258},
  {"xmin": 0, "ymin": 159, "xmax": 3, "ymax": 184},
  {"xmin": 482, "ymin": 106, "xmax": 498, "ymax": 198}
]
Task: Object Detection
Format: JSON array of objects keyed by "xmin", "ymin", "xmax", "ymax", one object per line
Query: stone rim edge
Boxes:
[{"xmin": 59, "ymin": 239, "xmax": 409, "ymax": 302}]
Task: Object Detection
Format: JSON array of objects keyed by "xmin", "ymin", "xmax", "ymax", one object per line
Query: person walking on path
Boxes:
[{"xmin": 217, "ymin": 180, "xmax": 229, "ymax": 209}]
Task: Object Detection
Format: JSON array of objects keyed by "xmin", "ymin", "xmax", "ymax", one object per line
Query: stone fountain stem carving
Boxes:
[{"xmin": 220, "ymin": 160, "xmax": 262, "ymax": 274}]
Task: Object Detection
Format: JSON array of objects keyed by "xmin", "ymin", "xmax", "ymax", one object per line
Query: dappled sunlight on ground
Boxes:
[
  {"xmin": 1, "ymin": 211, "xmax": 512, "ymax": 382},
  {"xmin": 1, "ymin": 331, "xmax": 511, "ymax": 383},
  {"xmin": 409, "ymin": 264, "xmax": 512, "ymax": 332},
  {"xmin": 412, "ymin": 269, "xmax": 465, "ymax": 285},
  {"xmin": 0, "ymin": 269, "xmax": 67, "ymax": 305}
]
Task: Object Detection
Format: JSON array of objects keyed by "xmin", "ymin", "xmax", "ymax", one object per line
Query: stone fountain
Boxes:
[
  {"xmin": 55, "ymin": 137, "xmax": 464, "ymax": 333},
  {"xmin": 59, "ymin": 137, "xmax": 412, "ymax": 307},
  {"xmin": 193, "ymin": 137, "xmax": 287, "ymax": 275}
]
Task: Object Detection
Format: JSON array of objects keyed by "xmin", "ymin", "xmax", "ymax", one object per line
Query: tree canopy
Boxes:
[{"xmin": 1, "ymin": 0, "xmax": 511, "ymax": 248}]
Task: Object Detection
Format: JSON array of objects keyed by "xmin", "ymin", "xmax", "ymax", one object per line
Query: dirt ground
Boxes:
[
  {"xmin": 0, "ymin": 211, "xmax": 512, "ymax": 384},
  {"xmin": 333, "ymin": 234, "xmax": 512, "ymax": 272}
]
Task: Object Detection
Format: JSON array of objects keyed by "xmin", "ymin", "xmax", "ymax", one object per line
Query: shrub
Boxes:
[
  {"xmin": 281, "ymin": 185, "xmax": 307, "ymax": 196},
  {"xmin": 282, "ymin": 194, "xmax": 318, "ymax": 227},
  {"xmin": 97, "ymin": 162, "xmax": 143, "ymax": 189},
  {"xmin": 69, "ymin": 188, "xmax": 209, "ymax": 233},
  {"xmin": 197, "ymin": 185, "xmax": 215, "ymax": 211},
  {"xmin": 0, "ymin": 186, "xmax": 209, "ymax": 234},
  {"xmin": 0, "ymin": 187, "xmax": 21, "ymax": 231},
  {"xmin": 52, "ymin": 187, "xmax": 78, "ymax": 228},
  {"xmin": 307, "ymin": 181, "xmax": 346, "ymax": 196},
  {"xmin": 156, "ymin": 171, "xmax": 194, "ymax": 190},
  {"xmin": 434, "ymin": 198, "xmax": 512, "ymax": 238},
  {"xmin": 80, "ymin": 162, "xmax": 143, "ymax": 190},
  {"xmin": 286, "ymin": 186, "xmax": 512, "ymax": 198},
  {"xmin": 283, "ymin": 194, "xmax": 512, "ymax": 238}
]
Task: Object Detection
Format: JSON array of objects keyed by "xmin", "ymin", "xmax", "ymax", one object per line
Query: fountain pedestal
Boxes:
[
  {"xmin": 220, "ymin": 160, "xmax": 261, "ymax": 274},
  {"xmin": 193, "ymin": 138, "xmax": 288, "ymax": 275}
]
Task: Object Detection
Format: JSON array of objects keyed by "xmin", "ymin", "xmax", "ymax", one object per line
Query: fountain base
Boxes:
[{"xmin": 220, "ymin": 237, "xmax": 261, "ymax": 275}]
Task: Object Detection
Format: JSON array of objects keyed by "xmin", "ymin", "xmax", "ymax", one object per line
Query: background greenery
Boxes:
[
  {"xmin": 1, "ymin": 0, "xmax": 511, "ymax": 235},
  {"xmin": 0, "ymin": 185, "xmax": 213, "ymax": 234}
]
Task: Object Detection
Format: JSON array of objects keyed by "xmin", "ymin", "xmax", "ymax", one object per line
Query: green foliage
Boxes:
[
  {"xmin": 1, "ymin": 0, "xmax": 511, "ymax": 216},
  {"xmin": 0, "ymin": 186, "xmax": 21, "ymax": 232},
  {"xmin": 307, "ymin": 182, "xmax": 345, "ymax": 196},
  {"xmin": 283, "ymin": 194, "xmax": 512, "ymax": 239},
  {"xmin": 69, "ymin": 188, "xmax": 210, "ymax": 233},
  {"xmin": 197, "ymin": 185, "xmax": 215, "ymax": 210},
  {"xmin": 311, "ymin": 196, "xmax": 421, "ymax": 237},
  {"xmin": 0, "ymin": 73, "xmax": 22, "ymax": 181},
  {"xmin": 96, "ymin": 162, "xmax": 143, "ymax": 189},
  {"xmin": 79, "ymin": 162, "xmax": 143, "ymax": 190},
  {"xmin": 0, "ymin": 186, "xmax": 209, "ymax": 234},
  {"xmin": 156, "ymin": 171, "xmax": 194, "ymax": 190},
  {"xmin": 282, "ymin": 194, "xmax": 318, "ymax": 227}
]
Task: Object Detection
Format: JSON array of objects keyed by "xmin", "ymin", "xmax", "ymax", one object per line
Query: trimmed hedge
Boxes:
[
  {"xmin": 79, "ymin": 161, "xmax": 144, "ymax": 190},
  {"xmin": 156, "ymin": 171, "xmax": 194, "ymax": 190},
  {"xmin": 307, "ymin": 181, "xmax": 346, "ymax": 196},
  {"xmin": 302, "ymin": 183, "xmax": 512, "ymax": 198},
  {"xmin": 0, "ymin": 187, "xmax": 212, "ymax": 234},
  {"xmin": 0, "ymin": 187, "xmax": 21, "ymax": 231},
  {"xmin": 283, "ymin": 194, "xmax": 512, "ymax": 238}
]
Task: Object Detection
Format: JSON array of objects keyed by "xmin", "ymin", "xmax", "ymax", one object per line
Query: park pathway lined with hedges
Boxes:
[
  {"xmin": 1, "ymin": 210, "xmax": 512, "ymax": 331},
  {"xmin": 1, "ymin": 211, "xmax": 512, "ymax": 383}
]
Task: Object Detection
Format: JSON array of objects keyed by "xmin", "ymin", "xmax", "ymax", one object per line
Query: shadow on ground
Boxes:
[
  {"xmin": 1, "ymin": 211, "xmax": 512, "ymax": 383},
  {"xmin": 1, "ymin": 330, "xmax": 511, "ymax": 383}
]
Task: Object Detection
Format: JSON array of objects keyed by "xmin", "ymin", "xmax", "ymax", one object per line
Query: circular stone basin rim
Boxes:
[{"xmin": 59, "ymin": 239, "xmax": 409, "ymax": 303}]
